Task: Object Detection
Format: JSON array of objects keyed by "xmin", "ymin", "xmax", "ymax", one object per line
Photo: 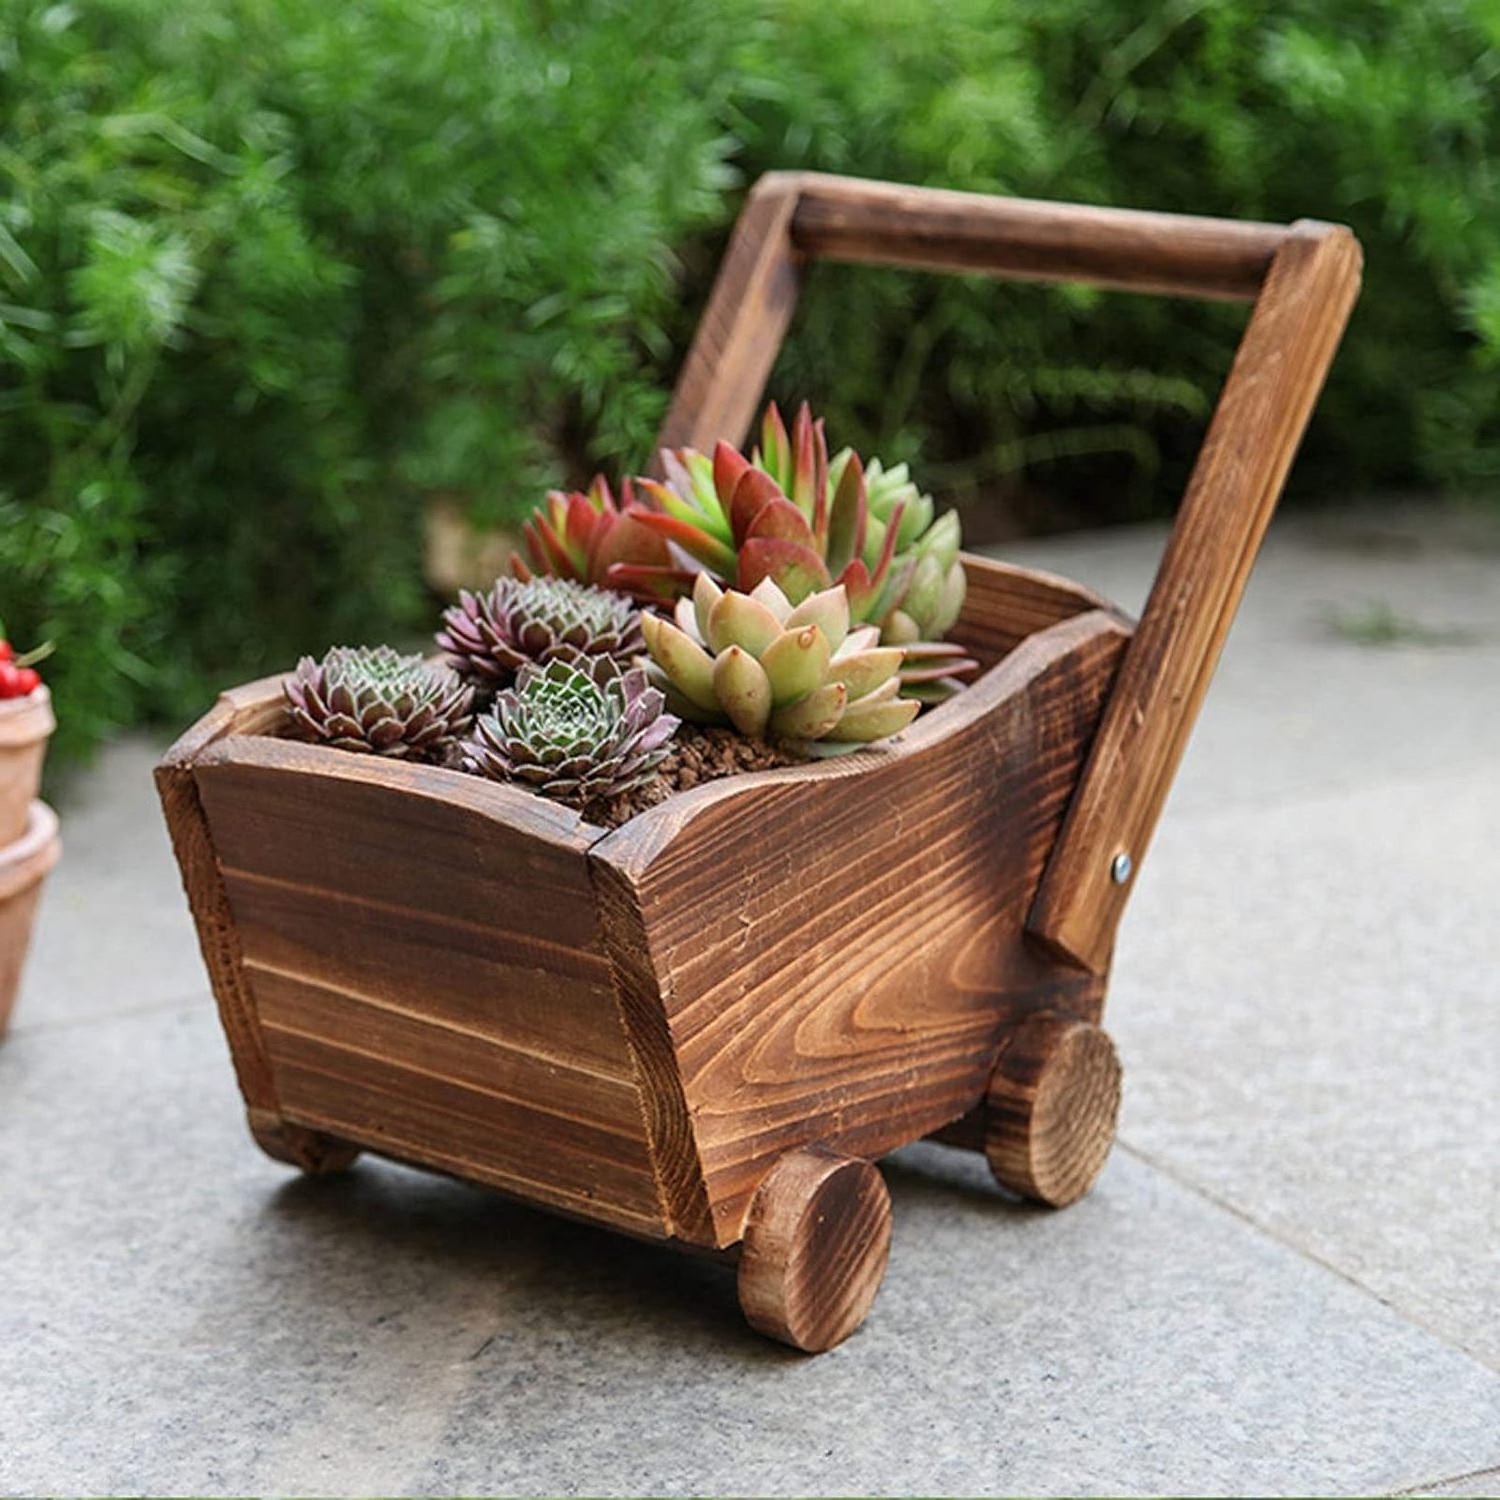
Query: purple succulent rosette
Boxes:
[
  {"xmin": 464, "ymin": 655, "xmax": 678, "ymax": 808},
  {"xmin": 284, "ymin": 645, "xmax": 474, "ymax": 757},
  {"xmin": 436, "ymin": 575, "xmax": 644, "ymax": 684}
]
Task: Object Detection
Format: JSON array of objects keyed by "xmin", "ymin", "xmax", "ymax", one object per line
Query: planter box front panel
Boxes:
[{"xmin": 193, "ymin": 744, "xmax": 667, "ymax": 1238}]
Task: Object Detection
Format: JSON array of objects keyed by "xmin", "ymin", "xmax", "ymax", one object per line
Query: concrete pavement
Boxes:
[{"xmin": 2, "ymin": 503, "xmax": 1496, "ymax": 1496}]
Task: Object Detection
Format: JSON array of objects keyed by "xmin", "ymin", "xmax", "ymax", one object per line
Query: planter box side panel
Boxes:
[
  {"xmin": 949, "ymin": 554, "xmax": 1125, "ymax": 667},
  {"xmin": 157, "ymin": 755, "xmax": 282, "ymax": 1115},
  {"xmin": 191, "ymin": 740, "xmax": 668, "ymax": 1239},
  {"xmin": 598, "ymin": 608, "xmax": 1128, "ymax": 1247}
]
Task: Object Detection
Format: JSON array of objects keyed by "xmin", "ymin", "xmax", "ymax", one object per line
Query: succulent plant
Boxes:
[
  {"xmin": 641, "ymin": 574, "xmax": 920, "ymax": 747},
  {"xmin": 284, "ymin": 646, "xmax": 474, "ymax": 758},
  {"xmin": 511, "ymin": 475, "xmax": 692, "ymax": 603},
  {"xmin": 848, "ymin": 452, "xmax": 966, "ymax": 643},
  {"xmin": 464, "ymin": 656, "xmax": 678, "ymax": 808},
  {"xmin": 633, "ymin": 401, "xmax": 970, "ymax": 648},
  {"xmin": 436, "ymin": 575, "xmax": 644, "ymax": 684},
  {"xmin": 886, "ymin": 639, "xmax": 983, "ymax": 704}
]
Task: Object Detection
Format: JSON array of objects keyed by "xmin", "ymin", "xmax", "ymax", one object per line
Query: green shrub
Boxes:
[
  {"xmin": 1, "ymin": 0, "xmax": 1496, "ymax": 766},
  {"xmin": 0, "ymin": 0, "xmax": 739, "ymax": 764},
  {"xmin": 738, "ymin": 0, "xmax": 1500, "ymax": 516}
]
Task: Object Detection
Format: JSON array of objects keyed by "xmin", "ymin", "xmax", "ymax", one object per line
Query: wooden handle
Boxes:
[
  {"xmin": 658, "ymin": 172, "xmax": 1362, "ymax": 973},
  {"xmin": 657, "ymin": 171, "xmax": 1291, "ymax": 456},
  {"xmin": 656, "ymin": 175, "xmax": 804, "ymax": 459},
  {"xmin": 791, "ymin": 172, "xmax": 1288, "ymax": 300},
  {"xmin": 1028, "ymin": 220, "xmax": 1362, "ymax": 971}
]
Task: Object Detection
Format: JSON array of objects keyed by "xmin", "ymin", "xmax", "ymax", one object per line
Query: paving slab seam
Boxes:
[
  {"xmin": 1390, "ymin": 1461, "xmax": 1500, "ymax": 1497},
  {"xmin": 1116, "ymin": 1139, "xmax": 1500, "ymax": 1376}
]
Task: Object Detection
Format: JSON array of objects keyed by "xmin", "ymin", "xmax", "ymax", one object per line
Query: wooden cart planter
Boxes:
[{"xmin": 157, "ymin": 174, "xmax": 1360, "ymax": 1351}]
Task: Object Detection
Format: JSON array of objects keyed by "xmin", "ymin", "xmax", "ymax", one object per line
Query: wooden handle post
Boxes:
[
  {"xmin": 658, "ymin": 172, "xmax": 1361, "ymax": 972},
  {"xmin": 1028, "ymin": 222, "xmax": 1362, "ymax": 970}
]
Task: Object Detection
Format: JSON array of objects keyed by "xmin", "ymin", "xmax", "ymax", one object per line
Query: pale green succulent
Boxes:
[
  {"xmin": 838, "ymin": 452, "xmax": 967, "ymax": 643},
  {"xmin": 464, "ymin": 656, "xmax": 677, "ymax": 808},
  {"xmin": 640, "ymin": 575, "xmax": 919, "ymax": 748}
]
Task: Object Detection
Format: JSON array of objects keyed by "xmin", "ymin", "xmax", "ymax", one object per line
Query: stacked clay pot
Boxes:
[{"xmin": 0, "ymin": 685, "xmax": 59, "ymax": 1036}]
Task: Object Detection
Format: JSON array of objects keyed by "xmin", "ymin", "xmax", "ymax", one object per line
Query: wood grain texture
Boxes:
[
  {"xmin": 156, "ymin": 732, "xmax": 283, "ymax": 1121},
  {"xmin": 652, "ymin": 170, "xmax": 1287, "ymax": 459},
  {"xmin": 153, "ymin": 671, "xmax": 302, "ymax": 1149},
  {"xmin": 188, "ymin": 736, "xmax": 669, "ymax": 1238},
  {"xmin": 589, "ymin": 854, "xmax": 717, "ymax": 1244},
  {"xmin": 159, "ymin": 695, "xmax": 372, "ymax": 1196},
  {"xmin": 737, "ymin": 1147, "xmax": 892, "ymax": 1352},
  {"xmin": 593, "ymin": 583, "xmax": 1130, "ymax": 1247},
  {"xmin": 924, "ymin": 966, "xmax": 1108, "ymax": 1152},
  {"xmin": 654, "ymin": 173, "xmax": 804, "ymax": 457},
  {"xmin": 1029, "ymin": 221, "xmax": 1363, "ymax": 973},
  {"xmin": 154, "ymin": 175, "xmax": 1365, "ymax": 1348},
  {"xmin": 790, "ymin": 174, "xmax": 1288, "ymax": 300},
  {"xmin": 982, "ymin": 1012, "xmax": 1121, "ymax": 1206}
]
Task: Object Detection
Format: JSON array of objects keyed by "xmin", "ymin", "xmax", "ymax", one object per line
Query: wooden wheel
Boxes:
[
  {"xmin": 984, "ymin": 1013, "xmax": 1121, "ymax": 1207},
  {"xmin": 247, "ymin": 1107, "xmax": 361, "ymax": 1175},
  {"xmin": 737, "ymin": 1147, "xmax": 892, "ymax": 1353}
]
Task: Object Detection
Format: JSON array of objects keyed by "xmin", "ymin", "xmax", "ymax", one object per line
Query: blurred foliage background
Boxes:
[{"xmin": 2, "ymin": 0, "xmax": 1497, "ymax": 763}]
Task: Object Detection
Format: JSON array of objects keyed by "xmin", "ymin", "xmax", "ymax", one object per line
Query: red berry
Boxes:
[
  {"xmin": 0, "ymin": 664, "xmax": 20, "ymax": 698},
  {"xmin": 0, "ymin": 641, "xmax": 12, "ymax": 663},
  {"xmin": 15, "ymin": 667, "xmax": 40, "ymax": 696}
]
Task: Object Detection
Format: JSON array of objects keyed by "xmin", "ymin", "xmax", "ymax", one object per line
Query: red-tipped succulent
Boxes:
[
  {"xmin": 512, "ymin": 476, "xmax": 691, "ymax": 603},
  {"xmin": 631, "ymin": 402, "xmax": 977, "ymax": 696}
]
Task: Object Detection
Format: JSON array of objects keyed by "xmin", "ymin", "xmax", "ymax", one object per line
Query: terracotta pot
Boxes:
[
  {"xmin": 0, "ymin": 686, "xmax": 56, "ymax": 848},
  {"xmin": 0, "ymin": 800, "xmax": 60, "ymax": 1038}
]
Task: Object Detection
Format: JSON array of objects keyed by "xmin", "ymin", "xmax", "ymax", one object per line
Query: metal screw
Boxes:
[{"xmin": 1110, "ymin": 852, "xmax": 1133, "ymax": 885}]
